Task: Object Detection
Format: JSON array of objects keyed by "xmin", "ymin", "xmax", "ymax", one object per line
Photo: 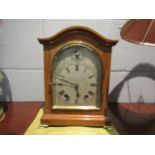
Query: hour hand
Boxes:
[
  {"xmin": 74, "ymin": 84, "xmax": 80, "ymax": 104},
  {"xmin": 75, "ymin": 84, "xmax": 80, "ymax": 98}
]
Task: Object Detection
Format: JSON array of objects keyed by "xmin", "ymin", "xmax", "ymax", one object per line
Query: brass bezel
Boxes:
[{"xmin": 51, "ymin": 43, "xmax": 103, "ymax": 110}]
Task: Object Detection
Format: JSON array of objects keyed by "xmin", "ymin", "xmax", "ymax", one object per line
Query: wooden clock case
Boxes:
[{"xmin": 38, "ymin": 26, "xmax": 118, "ymax": 126}]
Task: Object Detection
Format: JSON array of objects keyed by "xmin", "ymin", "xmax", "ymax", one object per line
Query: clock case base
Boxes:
[{"xmin": 41, "ymin": 113, "xmax": 111, "ymax": 127}]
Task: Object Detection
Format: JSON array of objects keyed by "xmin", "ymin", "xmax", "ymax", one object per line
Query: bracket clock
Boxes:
[{"xmin": 38, "ymin": 26, "xmax": 118, "ymax": 126}]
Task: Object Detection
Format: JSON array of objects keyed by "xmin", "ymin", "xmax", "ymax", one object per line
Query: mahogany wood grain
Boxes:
[{"xmin": 0, "ymin": 102, "xmax": 42, "ymax": 134}]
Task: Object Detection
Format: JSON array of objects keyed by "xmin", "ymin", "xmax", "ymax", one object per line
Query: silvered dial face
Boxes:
[{"xmin": 52, "ymin": 44, "xmax": 103, "ymax": 109}]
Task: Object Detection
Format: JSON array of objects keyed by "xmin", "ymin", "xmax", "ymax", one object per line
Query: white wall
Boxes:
[{"xmin": 1, "ymin": 19, "xmax": 155, "ymax": 103}]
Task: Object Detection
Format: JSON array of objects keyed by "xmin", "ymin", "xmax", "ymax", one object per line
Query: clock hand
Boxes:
[
  {"xmin": 59, "ymin": 79, "xmax": 76, "ymax": 87},
  {"xmin": 59, "ymin": 79, "xmax": 80, "ymax": 104},
  {"xmin": 75, "ymin": 83, "xmax": 80, "ymax": 104},
  {"xmin": 75, "ymin": 83, "xmax": 80, "ymax": 98}
]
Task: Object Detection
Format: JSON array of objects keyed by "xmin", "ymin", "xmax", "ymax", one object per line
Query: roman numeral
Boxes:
[
  {"xmin": 58, "ymin": 74, "xmax": 65, "ymax": 78},
  {"xmin": 88, "ymin": 91, "xmax": 94, "ymax": 96},
  {"xmin": 90, "ymin": 83, "xmax": 96, "ymax": 87},
  {"xmin": 83, "ymin": 67, "xmax": 87, "ymax": 73},
  {"xmin": 75, "ymin": 65, "xmax": 79, "ymax": 71},
  {"xmin": 66, "ymin": 68, "xmax": 70, "ymax": 73},
  {"xmin": 75, "ymin": 52, "xmax": 79, "ymax": 59},
  {"xmin": 53, "ymin": 83, "xmax": 63, "ymax": 86},
  {"xmin": 74, "ymin": 49, "xmax": 79, "ymax": 59},
  {"xmin": 59, "ymin": 90, "xmax": 65, "ymax": 95},
  {"xmin": 89, "ymin": 75, "xmax": 95, "ymax": 79}
]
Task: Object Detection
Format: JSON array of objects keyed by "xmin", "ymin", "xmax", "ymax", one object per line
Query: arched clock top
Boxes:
[{"xmin": 38, "ymin": 26, "xmax": 118, "ymax": 48}]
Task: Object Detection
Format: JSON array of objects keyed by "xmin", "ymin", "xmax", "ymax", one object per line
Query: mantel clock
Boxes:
[{"xmin": 38, "ymin": 26, "xmax": 118, "ymax": 126}]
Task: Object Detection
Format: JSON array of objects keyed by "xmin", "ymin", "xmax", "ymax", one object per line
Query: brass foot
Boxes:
[{"xmin": 39, "ymin": 124, "xmax": 49, "ymax": 128}]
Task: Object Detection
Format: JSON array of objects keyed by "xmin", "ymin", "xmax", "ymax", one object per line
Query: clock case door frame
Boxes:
[{"xmin": 38, "ymin": 26, "xmax": 118, "ymax": 126}]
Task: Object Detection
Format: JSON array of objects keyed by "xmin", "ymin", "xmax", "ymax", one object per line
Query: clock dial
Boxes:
[{"xmin": 52, "ymin": 44, "xmax": 103, "ymax": 109}]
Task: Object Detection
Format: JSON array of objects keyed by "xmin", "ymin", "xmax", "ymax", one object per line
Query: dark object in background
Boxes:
[
  {"xmin": 0, "ymin": 102, "xmax": 43, "ymax": 135},
  {"xmin": 121, "ymin": 19, "xmax": 155, "ymax": 46},
  {"xmin": 0, "ymin": 69, "xmax": 12, "ymax": 115},
  {"xmin": 108, "ymin": 63, "xmax": 155, "ymax": 135}
]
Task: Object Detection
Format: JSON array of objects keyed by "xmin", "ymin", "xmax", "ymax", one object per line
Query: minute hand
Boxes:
[{"xmin": 59, "ymin": 79, "xmax": 76, "ymax": 86}]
